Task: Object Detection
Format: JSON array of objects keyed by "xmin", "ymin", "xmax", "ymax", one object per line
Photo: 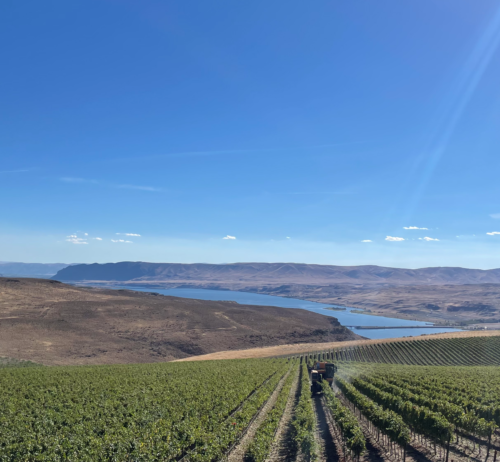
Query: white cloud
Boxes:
[
  {"xmin": 487, "ymin": 231, "xmax": 500, "ymax": 236},
  {"xmin": 84, "ymin": 233, "xmax": 88, "ymax": 236},
  {"xmin": 286, "ymin": 237, "xmax": 291, "ymax": 239},
  {"xmin": 65, "ymin": 233, "xmax": 89, "ymax": 244},
  {"xmin": 111, "ymin": 239, "xmax": 133, "ymax": 243},
  {"xmin": 419, "ymin": 237, "xmax": 439, "ymax": 241},
  {"xmin": 490, "ymin": 213, "xmax": 500, "ymax": 219},
  {"xmin": 66, "ymin": 236, "xmax": 88, "ymax": 245},
  {"xmin": 116, "ymin": 233, "xmax": 141, "ymax": 236},
  {"xmin": 361, "ymin": 240, "xmax": 372, "ymax": 242},
  {"xmin": 222, "ymin": 235, "xmax": 236, "ymax": 240},
  {"xmin": 93, "ymin": 237, "xmax": 102, "ymax": 241},
  {"xmin": 403, "ymin": 226, "xmax": 428, "ymax": 230},
  {"xmin": 385, "ymin": 236, "xmax": 405, "ymax": 241}
]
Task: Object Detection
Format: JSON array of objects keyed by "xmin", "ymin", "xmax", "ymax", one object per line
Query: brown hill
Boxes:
[
  {"xmin": 243, "ymin": 283, "xmax": 500, "ymax": 324},
  {"xmin": 0, "ymin": 277, "xmax": 359, "ymax": 365},
  {"xmin": 54, "ymin": 261, "xmax": 500, "ymax": 285}
]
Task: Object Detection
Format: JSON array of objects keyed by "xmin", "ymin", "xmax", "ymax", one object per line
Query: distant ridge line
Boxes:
[{"xmin": 53, "ymin": 261, "xmax": 500, "ymax": 285}]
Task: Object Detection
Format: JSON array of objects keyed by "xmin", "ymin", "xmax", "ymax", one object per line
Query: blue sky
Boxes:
[{"xmin": 1, "ymin": 0, "xmax": 500, "ymax": 268}]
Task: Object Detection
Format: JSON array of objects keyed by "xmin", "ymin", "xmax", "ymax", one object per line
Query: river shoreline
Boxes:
[
  {"xmin": 74, "ymin": 282, "xmax": 465, "ymax": 340},
  {"xmin": 75, "ymin": 281, "xmax": 470, "ymax": 328}
]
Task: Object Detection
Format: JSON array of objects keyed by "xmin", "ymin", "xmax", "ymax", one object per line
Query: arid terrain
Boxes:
[
  {"xmin": 0, "ymin": 277, "xmax": 359, "ymax": 365},
  {"xmin": 242, "ymin": 283, "xmax": 500, "ymax": 324},
  {"xmin": 53, "ymin": 262, "xmax": 500, "ymax": 324}
]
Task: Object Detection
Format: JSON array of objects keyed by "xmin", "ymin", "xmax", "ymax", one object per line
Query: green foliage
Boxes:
[
  {"xmin": 0, "ymin": 358, "xmax": 289, "ymax": 461},
  {"xmin": 301, "ymin": 335, "xmax": 500, "ymax": 366},
  {"xmin": 333, "ymin": 362, "xmax": 500, "ymax": 454},
  {"xmin": 350, "ymin": 377, "xmax": 454, "ymax": 445},
  {"xmin": 244, "ymin": 362, "xmax": 299, "ymax": 462},
  {"xmin": 291, "ymin": 363, "xmax": 317, "ymax": 461},
  {"xmin": 364, "ymin": 365, "xmax": 500, "ymax": 427},
  {"xmin": 321, "ymin": 381, "xmax": 366, "ymax": 456},
  {"xmin": 336, "ymin": 378, "xmax": 411, "ymax": 447},
  {"xmin": 355, "ymin": 374, "xmax": 498, "ymax": 437}
]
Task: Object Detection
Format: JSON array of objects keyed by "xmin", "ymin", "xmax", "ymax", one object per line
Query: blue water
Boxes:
[{"xmin": 108, "ymin": 286, "xmax": 462, "ymax": 340}]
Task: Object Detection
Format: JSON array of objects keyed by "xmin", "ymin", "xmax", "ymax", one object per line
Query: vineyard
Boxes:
[
  {"xmin": 0, "ymin": 357, "xmax": 322, "ymax": 461},
  {"xmin": 332, "ymin": 362, "xmax": 500, "ymax": 461},
  {"xmin": 0, "ymin": 335, "xmax": 499, "ymax": 461},
  {"xmin": 298, "ymin": 334, "xmax": 500, "ymax": 366}
]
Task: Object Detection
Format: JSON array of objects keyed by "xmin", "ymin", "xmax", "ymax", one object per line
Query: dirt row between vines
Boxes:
[
  {"xmin": 226, "ymin": 367, "xmax": 296, "ymax": 462},
  {"xmin": 266, "ymin": 366, "xmax": 301, "ymax": 462},
  {"xmin": 176, "ymin": 330, "xmax": 500, "ymax": 361},
  {"xmin": 312, "ymin": 394, "xmax": 339, "ymax": 462}
]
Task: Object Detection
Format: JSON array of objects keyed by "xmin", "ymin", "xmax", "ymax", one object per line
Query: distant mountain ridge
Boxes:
[
  {"xmin": 0, "ymin": 262, "xmax": 70, "ymax": 278},
  {"xmin": 53, "ymin": 261, "xmax": 500, "ymax": 285}
]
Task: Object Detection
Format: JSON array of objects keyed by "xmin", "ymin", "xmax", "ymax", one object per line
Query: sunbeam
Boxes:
[{"xmin": 402, "ymin": 4, "xmax": 500, "ymax": 224}]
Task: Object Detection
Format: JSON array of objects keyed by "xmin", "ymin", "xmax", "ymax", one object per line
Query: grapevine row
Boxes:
[
  {"xmin": 367, "ymin": 373, "xmax": 500, "ymax": 427},
  {"xmin": 349, "ymin": 377, "xmax": 454, "ymax": 446},
  {"xmin": 335, "ymin": 377, "xmax": 411, "ymax": 448},
  {"xmin": 0, "ymin": 358, "xmax": 290, "ymax": 460},
  {"xmin": 244, "ymin": 362, "xmax": 299, "ymax": 462},
  {"xmin": 291, "ymin": 363, "xmax": 317, "ymax": 461},
  {"xmin": 320, "ymin": 381, "xmax": 366, "ymax": 457},
  {"xmin": 296, "ymin": 335, "xmax": 500, "ymax": 367}
]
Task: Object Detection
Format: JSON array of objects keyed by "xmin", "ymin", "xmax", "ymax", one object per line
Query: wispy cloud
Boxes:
[
  {"xmin": 59, "ymin": 177, "xmax": 162, "ymax": 192},
  {"xmin": 419, "ymin": 237, "xmax": 439, "ymax": 241},
  {"xmin": 66, "ymin": 235, "xmax": 88, "ymax": 245},
  {"xmin": 222, "ymin": 235, "xmax": 236, "ymax": 240},
  {"xmin": 487, "ymin": 231, "xmax": 500, "ymax": 236},
  {"xmin": 386, "ymin": 236, "xmax": 405, "ymax": 241},
  {"xmin": 361, "ymin": 240, "xmax": 372, "ymax": 242},
  {"xmin": 111, "ymin": 239, "xmax": 133, "ymax": 243},
  {"xmin": 0, "ymin": 169, "xmax": 31, "ymax": 174},
  {"xmin": 93, "ymin": 237, "xmax": 103, "ymax": 241},
  {"xmin": 60, "ymin": 177, "xmax": 98, "ymax": 184},
  {"xmin": 490, "ymin": 213, "xmax": 500, "ymax": 219},
  {"xmin": 116, "ymin": 233, "xmax": 141, "ymax": 236},
  {"xmin": 115, "ymin": 184, "xmax": 162, "ymax": 192},
  {"xmin": 284, "ymin": 191, "xmax": 354, "ymax": 196},
  {"xmin": 403, "ymin": 226, "xmax": 428, "ymax": 230},
  {"xmin": 286, "ymin": 237, "xmax": 291, "ymax": 239},
  {"xmin": 107, "ymin": 140, "xmax": 377, "ymax": 164}
]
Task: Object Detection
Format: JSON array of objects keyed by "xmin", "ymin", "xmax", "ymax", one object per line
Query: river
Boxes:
[{"xmin": 106, "ymin": 286, "xmax": 462, "ymax": 340}]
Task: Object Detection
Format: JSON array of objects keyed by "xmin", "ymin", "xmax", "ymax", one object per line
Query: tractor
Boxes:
[{"xmin": 310, "ymin": 361, "xmax": 337, "ymax": 394}]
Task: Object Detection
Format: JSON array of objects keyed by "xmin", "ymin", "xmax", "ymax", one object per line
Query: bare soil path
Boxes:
[
  {"xmin": 266, "ymin": 366, "xmax": 301, "ymax": 462},
  {"xmin": 226, "ymin": 368, "xmax": 292, "ymax": 462},
  {"xmin": 313, "ymin": 394, "xmax": 339, "ymax": 462}
]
